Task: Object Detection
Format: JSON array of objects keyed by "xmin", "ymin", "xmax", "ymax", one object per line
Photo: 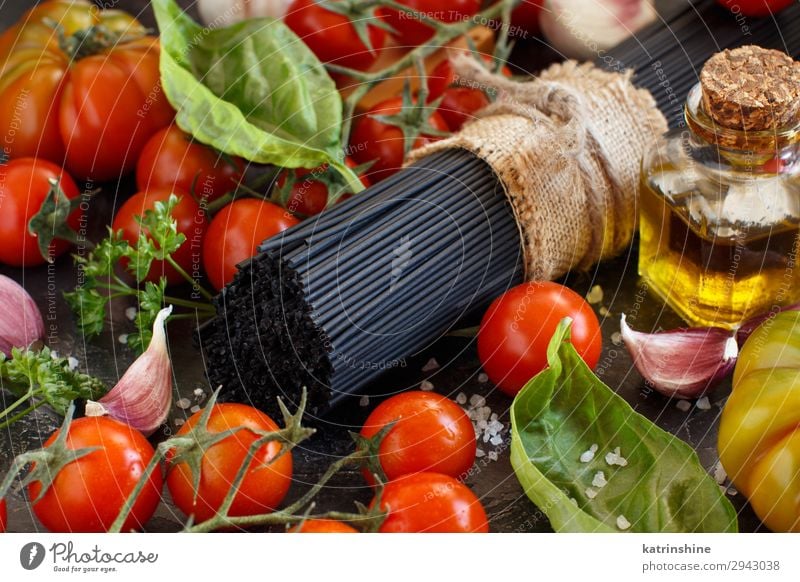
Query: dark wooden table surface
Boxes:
[{"xmin": 0, "ymin": 0, "xmax": 765, "ymax": 533}]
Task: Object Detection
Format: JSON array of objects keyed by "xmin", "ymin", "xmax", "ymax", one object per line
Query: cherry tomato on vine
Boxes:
[
  {"xmin": 203, "ymin": 198, "xmax": 300, "ymax": 290},
  {"xmin": 0, "ymin": 1, "xmax": 173, "ymax": 181},
  {"xmin": 136, "ymin": 125, "xmax": 245, "ymax": 203},
  {"xmin": 28, "ymin": 417, "xmax": 163, "ymax": 533},
  {"xmin": 350, "ymin": 96, "xmax": 450, "ymax": 181},
  {"xmin": 375, "ymin": 472, "xmax": 489, "ymax": 533},
  {"xmin": 284, "ymin": 0, "xmax": 387, "ymax": 71},
  {"xmin": 427, "ymin": 55, "xmax": 512, "ymax": 101},
  {"xmin": 290, "ymin": 519, "xmax": 358, "ymax": 533},
  {"xmin": 277, "ymin": 157, "xmax": 370, "ymax": 217},
  {"xmin": 360, "ymin": 391, "xmax": 476, "ymax": 484},
  {"xmin": 0, "ymin": 157, "xmax": 82, "ymax": 267},
  {"xmin": 384, "ymin": 0, "xmax": 482, "ymax": 46},
  {"xmin": 477, "ymin": 281, "xmax": 602, "ymax": 397},
  {"xmin": 167, "ymin": 403, "xmax": 293, "ymax": 524},
  {"xmin": 112, "ymin": 187, "xmax": 207, "ymax": 286},
  {"xmin": 437, "ymin": 88, "xmax": 490, "ymax": 131},
  {"xmin": 716, "ymin": 0, "xmax": 793, "ymax": 17},
  {"xmin": 0, "ymin": 499, "xmax": 6, "ymax": 533}
]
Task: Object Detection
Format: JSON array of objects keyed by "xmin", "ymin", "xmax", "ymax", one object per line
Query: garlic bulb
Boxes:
[
  {"xmin": 0, "ymin": 274, "xmax": 45, "ymax": 356},
  {"xmin": 197, "ymin": 0, "xmax": 293, "ymax": 28},
  {"xmin": 540, "ymin": 0, "xmax": 657, "ymax": 61},
  {"xmin": 86, "ymin": 307, "xmax": 174, "ymax": 436}
]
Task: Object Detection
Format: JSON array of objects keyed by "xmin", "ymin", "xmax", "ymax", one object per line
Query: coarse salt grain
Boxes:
[
  {"xmin": 476, "ymin": 448, "xmax": 485, "ymax": 458},
  {"xmin": 616, "ymin": 515, "xmax": 631, "ymax": 530},
  {"xmin": 125, "ymin": 306, "xmax": 138, "ymax": 321},
  {"xmin": 610, "ymin": 331, "xmax": 622, "ymax": 346},
  {"xmin": 193, "ymin": 388, "xmax": 205, "ymax": 398},
  {"xmin": 174, "ymin": 418, "xmax": 185, "ymax": 427},
  {"xmin": 713, "ymin": 462, "xmax": 727, "ymax": 485},
  {"xmin": 592, "ymin": 471, "xmax": 608, "ymax": 488},
  {"xmin": 420, "ymin": 380, "xmax": 434, "ymax": 391},
  {"xmin": 67, "ymin": 356, "xmax": 79, "ymax": 371},
  {"xmin": 421, "ymin": 358, "xmax": 440, "ymax": 372},
  {"xmin": 118, "ymin": 334, "xmax": 129, "ymax": 345},
  {"xmin": 478, "ymin": 373, "xmax": 489, "ymax": 384},
  {"xmin": 696, "ymin": 396, "xmax": 712, "ymax": 410},
  {"xmin": 456, "ymin": 392, "xmax": 467, "ymax": 405},
  {"xmin": 176, "ymin": 398, "xmax": 191, "ymax": 410},
  {"xmin": 469, "ymin": 394, "xmax": 486, "ymax": 407},
  {"xmin": 585, "ymin": 487, "xmax": 598, "ymax": 499},
  {"xmin": 580, "ymin": 443, "xmax": 598, "ymax": 463},
  {"xmin": 586, "ymin": 285, "xmax": 604, "ymax": 304},
  {"xmin": 190, "ymin": 405, "xmax": 201, "ymax": 414},
  {"xmin": 490, "ymin": 435, "xmax": 502, "ymax": 446},
  {"xmin": 726, "ymin": 486, "xmax": 738, "ymax": 496},
  {"xmin": 359, "ymin": 395, "xmax": 370, "ymax": 407},
  {"xmin": 605, "ymin": 447, "xmax": 628, "ymax": 467},
  {"xmin": 676, "ymin": 399, "xmax": 692, "ymax": 412}
]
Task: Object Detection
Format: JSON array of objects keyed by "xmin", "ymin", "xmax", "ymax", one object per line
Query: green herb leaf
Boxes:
[
  {"xmin": 0, "ymin": 347, "xmax": 106, "ymax": 417},
  {"xmin": 63, "ymin": 287, "xmax": 109, "ymax": 338},
  {"xmin": 510, "ymin": 319, "xmax": 738, "ymax": 533},
  {"xmin": 152, "ymin": 0, "xmax": 358, "ymax": 187},
  {"xmin": 26, "ymin": 178, "xmax": 87, "ymax": 263},
  {"xmin": 126, "ymin": 280, "xmax": 167, "ymax": 353}
]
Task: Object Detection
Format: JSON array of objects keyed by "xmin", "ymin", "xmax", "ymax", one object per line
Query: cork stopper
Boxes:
[{"xmin": 700, "ymin": 45, "xmax": 800, "ymax": 132}]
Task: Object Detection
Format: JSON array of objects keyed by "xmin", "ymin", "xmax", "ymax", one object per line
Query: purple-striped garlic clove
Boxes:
[
  {"xmin": 619, "ymin": 314, "xmax": 738, "ymax": 399},
  {"xmin": 86, "ymin": 306, "xmax": 173, "ymax": 435},
  {"xmin": 0, "ymin": 274, "xmax": 45, "ymax": 357}
]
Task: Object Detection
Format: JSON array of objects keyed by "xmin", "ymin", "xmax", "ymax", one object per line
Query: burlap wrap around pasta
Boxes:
[{"xmin": 408, "ymin": 58, "xmax": 668, "ymax": 281}]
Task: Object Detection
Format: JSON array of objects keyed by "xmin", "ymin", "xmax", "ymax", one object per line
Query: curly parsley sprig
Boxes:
[
  {"xmin": 0, "ymin": 346, "xmax": 106, "ymax": 430},
  {"xmin": 64, "ymin": 195, "xmax": 215, "ymax": 353}
]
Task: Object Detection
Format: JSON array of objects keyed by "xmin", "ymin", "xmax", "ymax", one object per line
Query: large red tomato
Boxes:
[
  {"xmin": 284, "ymin": 0, "xmax": 387, "ymax": 71},
  {"xmin": 136, "ymin": 125, "xmax": 244, "ymax": 203},
  {"xmin": 0, "ymin": 498, "xmax": 6, "ymax": 533},
  {"xmin": 360, "ymin": 391, "xmax": 476, "ymax": 483},
  {"xmin": 350, "ymin": 96, "xmax": 450, "ymax": 181},
  {"xmin": 167, "ymin": 403, "xmax": 293, "ymax": 524},
  {"xmin": 28, "ymin": 417, "xmax": 163, "ymax": 533},
  {"xmin": 290, "ymin": 519, "xmax": 358, "ymax": 533},
  {"xmin": 112, "ymin": 187, "xmax": 207, "ymax": 286},
  {"xmin": 384, "ymin": 0, "xmax": 482, "ymax": 46},
  {"xmin": 717, "ymin": 0, "xmax": 793, "ymax": 17},
  {"xmin": 477, "ymin": 281, "xmax": 602, "ymax": 396},
  {"xmin": 0, "ymin": 1, "xmax": 173, "ymax": 181},
  {"xmin": 0, "ymin": 157, "xmax": 82, "ymax": 267},
  {"xmin": 277, "ymin": 157, "xmax": 370, "ymax": 217},
  {"xmin": 376, "ymin": 472, "xmax": 489, "ymax": 533},
  {"xmin": 203, "ymin": 198, "xmax": 300, "ymax": 290}
]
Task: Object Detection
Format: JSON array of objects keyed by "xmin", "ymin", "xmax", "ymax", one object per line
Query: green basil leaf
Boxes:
[
  {"xmin": 152, "ymin": 0, "xmax": 346, "ymax": 171},
  {"xmin": 510, "ymin": 320, "xmax": 738, "ymax": 533}
]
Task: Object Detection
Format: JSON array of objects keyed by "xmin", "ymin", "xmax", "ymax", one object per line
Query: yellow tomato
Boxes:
[{"xmin": 719, "ymin": 311, "xmax": 800, "ymax": 532}]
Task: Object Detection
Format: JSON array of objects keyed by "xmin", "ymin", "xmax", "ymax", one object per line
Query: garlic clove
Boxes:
[
  {"xmin": 0, "ymin": 274, "xmax": 45, "ymax": 357},
  {"xmin": 86, "ymin": 306, "xmax": 174, "ymax": 436},
  {"xmin": 620, "ymin": 314, "xmax": 737, "ymax": 399}
]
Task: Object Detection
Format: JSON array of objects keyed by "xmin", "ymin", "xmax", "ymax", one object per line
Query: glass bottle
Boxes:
[{"xmin": 638, "ymin": 82, "xmax": 800, "ymax": 328}]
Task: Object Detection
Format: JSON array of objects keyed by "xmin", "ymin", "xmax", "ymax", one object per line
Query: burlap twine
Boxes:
[{"xmin": 407, "ymin": 57, "xmax": 668, "ymax": 281}]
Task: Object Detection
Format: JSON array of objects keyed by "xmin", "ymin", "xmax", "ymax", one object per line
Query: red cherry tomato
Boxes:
[
  {"xmin": 385, "ymin": 0, "xmax": 481, "ymax": 46},
  {"xmin": 360, "ymin": 391, "xmax": 476, "ymax": 484},
  {"xmin": 285, "ymin": 0, "xmax": 387, "ymax": 70},
  {"xmin": 278, "ymin": 157, "xmax": 370, "ymax": 217},
  {"xmin": 717, "ymin": 0, "xmax": 793, "ymax": 17},
  {"xmin": 136, "ymin": 125, "xmax": 244, "ymax": 203},
  {"xmin": 437, "ymin": 87, "xmax": 490, "ymax": 131},
  {"xmin": 166, "ymin": 403, "xmax": 293, "ymax": 524},
  {"xmin": 28, "ymin": 417, "xmax": 163, "ymax": 533},
  {"xmin": 477, "ymin": 281, "xmax": 602, "ymax": 397},
  {"xmin": 350, "ymin": 96, "xmax": 450, "ymax": 181},
  {"xmin": 290, "ymin": 519, "xmax": 358, "ymax": 533},
  {"xmin": 427, "ymin": 55, "xmax": 512, "ymax": 101},
  {"xmin": 376, "ymin": 472, "xmax": 489, "ymax": 533},
  {"xmin": 203, "ymin": 198, "xmax": 300, "ymax": 290},
  {"xmin": 112, "ymin": 187, "xmax": 207, "ymax": 286},
  {"xmin": 0, "ymin": 498, "xmax": 6, "ymax": 533},
  {"xmin": 0, "ymin": 157, "xmax": 82, "ymax": 267}
]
